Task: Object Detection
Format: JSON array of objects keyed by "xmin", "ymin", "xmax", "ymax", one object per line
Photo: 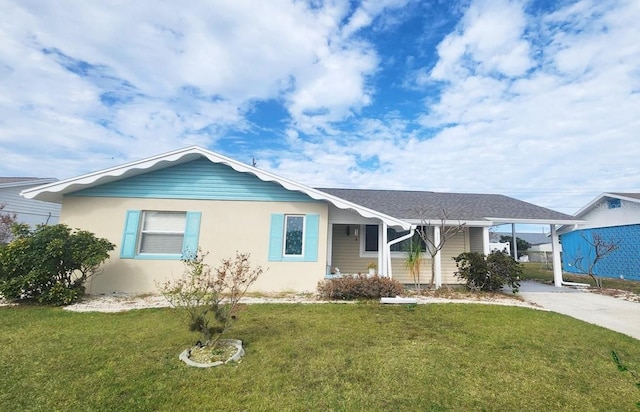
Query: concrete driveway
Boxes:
[{"xmin": 517, "ymin": 281, "xmax": 640, "ymax": 341}]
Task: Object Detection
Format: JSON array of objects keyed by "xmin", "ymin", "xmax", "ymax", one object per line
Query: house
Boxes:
[
  {"xmin": 558, "ymin": 193, "xmax": 640, "ymax": 281},
  {"xmin": 0, "ymin": 177, "xmax": 61, "ymax": 229},
  {"xmin": 491, "ymin": 232, "xmax": 553, "ymax": 263},
  {"xmin": 21, "ymin": 147, "xmax": 582, "ymax": 294}
]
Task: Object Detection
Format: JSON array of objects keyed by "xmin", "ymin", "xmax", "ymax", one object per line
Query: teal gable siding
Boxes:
[{"xmin": 68, "ymin": 158, "xmax": 316, "ymax": 202}]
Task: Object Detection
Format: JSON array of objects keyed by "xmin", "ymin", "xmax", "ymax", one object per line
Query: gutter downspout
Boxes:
[
  {"xmin": 385, "ymin": 226, "xmax": 416, "ymax": 279},
  {"xmin": 379, "ymin": 222, "xmax": 388, "ymax": 277}
]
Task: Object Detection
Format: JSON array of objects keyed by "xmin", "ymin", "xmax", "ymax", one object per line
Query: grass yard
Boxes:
[
  {"xmin": 521, "ymin": 262, "xmax": 640, "ymax": 295},
  {"xmin": 1, "ymin": 303, "xmax": 639, "ymax": 411}
]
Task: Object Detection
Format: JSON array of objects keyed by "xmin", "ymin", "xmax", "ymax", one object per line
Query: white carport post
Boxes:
[
  {"xmin": 433, "ymin": 225, "xmax": 442, "ymax": 289},
  {"xmin": 511, "ymin": 223, "xmax": 518, "ymax": 259},
  {"xmin": 482, "ymin": 227, "xmax": 490, "ymax": 255},
  {"xmin": 550, "ymin": 224, "xmax": 563, "ymax": 287}
]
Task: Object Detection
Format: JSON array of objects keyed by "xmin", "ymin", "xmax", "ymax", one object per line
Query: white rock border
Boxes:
[{"xmin": 179, "ymin": 339, "xmax": 245, "ymax": 368}]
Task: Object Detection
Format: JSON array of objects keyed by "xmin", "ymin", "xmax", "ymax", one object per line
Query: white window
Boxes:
[
  {"xmin": 138, "ymin": 211, "xmax": 186, "ymax": 254},
  {"xmin": 361, "ymin": 224, "xmax": 428, "ymax": 255},
  {"xmin": 283, "ymin": 215, "xmax": 304, "ymax": 256}
]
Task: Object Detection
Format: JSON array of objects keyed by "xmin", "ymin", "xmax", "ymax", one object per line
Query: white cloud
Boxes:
[
  {"xmin": 0, "ymin": 0, "xmax": 388, "ymax": 176},
  {"xmin": 1, "ymin": 0, "xmax": 639, "ymax": 221},
  {"xmin": 263, "ymin": 0, "xmax": 640, "ymax": 217},
  {"xmin": 430, "ymin": 0, "xmax": 533, "ymax": 81}
]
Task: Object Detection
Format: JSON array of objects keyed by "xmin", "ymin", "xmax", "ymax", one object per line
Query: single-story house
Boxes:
[
  {"xmin": 491, "ymin": 232, "xmax": 553, "ymax": 263},
  {"xmin": 21, "ymin": 146, "xmax": 582, "ymax": 294},
  {"xmin": 559, "ymin": 193, "xmax": 640, "ymax": 281},
  {"xmin": 0, "ymin": 177, "xmax": 61, "ymax": 228}
]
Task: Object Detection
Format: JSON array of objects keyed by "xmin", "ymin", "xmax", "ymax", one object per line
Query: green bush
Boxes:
[
  {"xmin": 453, "ymin": 251, "xmax": 521, "ymax": 293},
  {"xmin": 317, "ymin": 274, "xmax": 404, "ymax": 300},
  {"xmin": 0, "ymin": 224, "xmax": 115, "ymax": 305}
]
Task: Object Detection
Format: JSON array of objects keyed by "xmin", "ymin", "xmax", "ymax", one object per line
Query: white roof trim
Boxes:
[
  {"xmin": 486, "ymin": 217, "xmax": 587, "ymax": 225},
  {"xmin": 405, "ymin": 219, "xmax": 489, "ymax": 227},
  {"xmin": 573, "ymin": 192, "xmax": 640, "ymax": 218},
  {"xmin": 21, "ymin": 146, "xmax": 411, "ymax": 230},
  {"xmin": 406, "ymin": 217, "xmax": 584, "ymax": 227}
]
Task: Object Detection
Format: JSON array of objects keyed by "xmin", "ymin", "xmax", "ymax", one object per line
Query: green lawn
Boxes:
[
  {"xmin": 1, "ymin": 303, "xmax": 639, "ymax": 411},
  {"xmin": 521, "ymin": 262, "xmax": 640, "ymax": 295}
]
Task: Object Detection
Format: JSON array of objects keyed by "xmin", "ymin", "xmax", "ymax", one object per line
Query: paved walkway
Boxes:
[{"xmin": 517, "ymin": 281, "xmax": 640, "ymax": 341}]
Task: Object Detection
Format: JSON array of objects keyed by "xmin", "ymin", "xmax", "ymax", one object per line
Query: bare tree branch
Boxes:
[
  {"xmin": 413, "ymin": 208, "xmax": 466, "ymax": 290},
  {"xmin": 572, "ymin": 231, "xmax": 620, "ymax": 289}
]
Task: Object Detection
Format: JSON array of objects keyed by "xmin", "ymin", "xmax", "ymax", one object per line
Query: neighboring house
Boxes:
[
  {"xmin": 21, "ymin": 147, "xmax": 581, "ymax": 294},
  {"xmin": 491, "ymin": 232, "xmax": 553, "ymax": 263},
  {"xmin": 559, "ymin": 193, "xmax": 640, "ymax": 281},
  {"xmin": 0, "ymin": 177, "xmax": 61, "ymax": 229}
]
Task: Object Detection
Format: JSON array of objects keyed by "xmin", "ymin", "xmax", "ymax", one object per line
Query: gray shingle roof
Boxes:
[
  {"xmin": 0, "ymin": 177, "xmax": 41, "ymax": 184},
  {"xmin": 317, "ymin": 188, "xmax": 578, "ymax": 222}
]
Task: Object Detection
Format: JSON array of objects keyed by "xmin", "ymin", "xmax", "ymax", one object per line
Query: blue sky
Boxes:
[{"xmin": 1, "ymin": 0, "xmax": 639, "ymax": 224}]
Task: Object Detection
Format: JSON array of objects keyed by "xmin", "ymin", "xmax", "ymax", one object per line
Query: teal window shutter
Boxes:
[
  {"xmin": 120, "ymin": 210, "xmax": 141, "ymax": 258},
  {"xmin": 182, "ymin": 211, "xmax": 202, "ymax": 259},
  {"xmin": 304, "ymin": 214, "xmax": 319, "ymax": 262},
  {"xmin": 268, "ymin": 214, "xmax": 284, "ymax": 261}
]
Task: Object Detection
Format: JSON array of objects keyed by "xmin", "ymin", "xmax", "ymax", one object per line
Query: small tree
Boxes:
[
  {"xmin": 571, "ymin": 231, "xmax": 620, "ymax": 289},
  {"xmin": 403, "ymin": 235, "xmax": 424, "ymax": 292},
  {"xmin": 414, "ymin": 208, "xmax": 466, "ymax": 289},
  {"xmin": 0, "ymin": 204, "xmax": 17, "ymax": 245},
  {"xmin": 159, "ymin": 249, "xmax": 264, "ymax": 346},
  {"xmin": 0, "ymin": 224, "xmax": 115, "ymax": 305}
]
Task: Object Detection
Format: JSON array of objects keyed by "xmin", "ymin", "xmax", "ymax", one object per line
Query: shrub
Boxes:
[
  {"xmin": 0, "ymin": 224, "xmax": 115, "ymax": 305},
  {"xmin": 158, "ymin": 249, "xmax": 264, "ymax": 345},
  {"xmin": 317, "ymin": 274, "xmax": 404, "ymax": 300},
  {"xmin": 453, "ymin": 251, "xmax": 521, "ymax": 293}
]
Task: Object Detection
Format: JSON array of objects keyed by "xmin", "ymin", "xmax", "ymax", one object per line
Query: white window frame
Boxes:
[
  {"xmin": 359, "ymin": 224, "xmax": 430, "ymax": 258},
  {"xmin": 283, "ymin": 214, "xmax": 305, "ymax": 257},
  {"xmin": 138, "ymin": 211, "xmax": 187, "ymax": 255}
]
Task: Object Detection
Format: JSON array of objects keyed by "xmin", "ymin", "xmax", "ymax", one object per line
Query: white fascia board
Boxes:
[
  {"xmin": 572, "ymin": 193, "xmax": 608, "ymax": 218},
  {"xmin": 405, "ymin": 219, "xmax": 488, "ymax": 227},
  {"xmin": 570, "ymin": 192, "xmax": 640, "ymax": 218},
  {"xmin": 20, "ymin": 146, "xmax": 411, "ymax": 230},
  {"xmin": 21, "ymin": 147, "xmax": 205, "ymax": 202},
  {"xmin": 485, "ymin": 217, "xmax": 586, "ymax": 225}
]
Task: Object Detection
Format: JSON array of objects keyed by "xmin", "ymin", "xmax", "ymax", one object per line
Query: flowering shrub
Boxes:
[
  {"xmin": 317, "ymin": 274, "xmax": 404, "ymax": 300},
  {"xmin": 158, "ymin": 249, "xmax": 263, "ymax": 345}
]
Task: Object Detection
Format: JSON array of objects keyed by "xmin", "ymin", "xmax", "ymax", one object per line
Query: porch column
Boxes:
[
  {"xmin": 550, "ymin": 224, "xmax": 563, "ymax": 287},
  {"xmin": 433, "ymin": 225, "xmax": 442, "ymax": 288},
  {"xmin": 482, "ymin": 227, "xmax": 490, "ymax": 255},
  {"xmin": 381, "ymin": 222, "xmax": 388, "ymax": 277}
]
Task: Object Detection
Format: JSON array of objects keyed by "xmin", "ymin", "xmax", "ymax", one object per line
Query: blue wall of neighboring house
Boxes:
[
  {"xmin": 67, "ymin": 158, "xmax": 316, "ymax": 202},
  {"xmin": 561, "ymin": 224, "xmax": 640, "ymax": 281}
]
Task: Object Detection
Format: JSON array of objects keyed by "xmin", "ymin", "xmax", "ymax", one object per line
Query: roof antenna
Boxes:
[{"xmin": 252, "ymin": 157, "xmax": 257, "ymax": 167}]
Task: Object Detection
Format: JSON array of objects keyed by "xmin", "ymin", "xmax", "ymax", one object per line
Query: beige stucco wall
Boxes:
[
  {"xmin": 330, "ymin": 224, "xmax": 469, "ymax": 285},
  {"xmin": 60, "ymin": 197, "xmax": 328, "ymax": 295}
]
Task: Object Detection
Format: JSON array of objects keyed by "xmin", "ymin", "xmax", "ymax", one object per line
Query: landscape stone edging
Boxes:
[{"xmin": 179, "ymin": 339, "xmax": 245, "ymax": 368}]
